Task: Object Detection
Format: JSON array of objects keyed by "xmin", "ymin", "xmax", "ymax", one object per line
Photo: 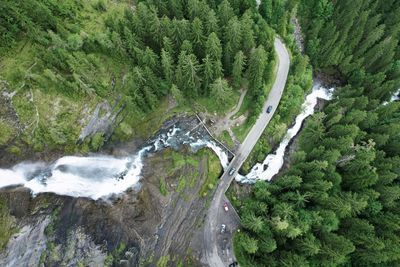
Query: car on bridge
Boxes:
[
  {"xmin": 228, "ymin": 167, "xmax": 236, "ymax": 176},
  {"xmin": 266, "ymin": 105, "xmax": 273, "ymax": 113}
]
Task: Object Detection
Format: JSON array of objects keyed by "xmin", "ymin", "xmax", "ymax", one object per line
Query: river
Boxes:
[
  {"xmin": 1, "ymin": 84, "xmax": 397, "ymax": 198},
  {"xmin": 0, "ymin": 118, "xmax": 229, "ymax": 200},
  {"xmin": 237, "ymin": 83, "xmax": 334, "ymax": 183}
]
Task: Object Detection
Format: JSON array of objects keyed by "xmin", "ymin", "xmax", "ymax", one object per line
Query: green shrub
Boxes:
[{"xmin": 90, "ymin": 133, "xmax": 104, "ymax": 151}]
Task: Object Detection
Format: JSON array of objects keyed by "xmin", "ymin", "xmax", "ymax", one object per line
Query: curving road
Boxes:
[{"xmin": 202, "ymin": 37, "xmax": 290, "ymax": 267}]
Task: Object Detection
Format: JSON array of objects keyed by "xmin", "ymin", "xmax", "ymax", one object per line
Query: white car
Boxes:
[
  {"xmin": 223, "ymin": 202, "xmax": 229, "ymax": 212},
  {"xmin": 221, "ymin": 224, "xmax": 226, "ymax": 233}
]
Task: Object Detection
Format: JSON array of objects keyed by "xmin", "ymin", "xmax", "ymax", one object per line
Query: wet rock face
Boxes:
[
  {"xmin": 0, "ymin": 215, "xmax": 50, "ymax": 267},
  {"xmin": 0, "ymin": 140, "xmax": 211, "ymax": 266},
  {"xmin": 77, "ymin": 100, "xmax": 126, "ymax": 144},
  {"xmin": 0, "ymin": 164, "xmax": 168, "ymax": 267},
  {"xmin": 43, "ymin": 226, "xmax": 107, "ymax": 267},
  {"xmin": 0, "ymin": 187, "xmax": 32, "ymax": 218},
  {"xmin": 0, "ymin": 188, "xmax": 147, "ymax": 267}
]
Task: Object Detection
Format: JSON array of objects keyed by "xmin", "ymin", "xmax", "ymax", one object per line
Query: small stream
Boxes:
[{"xmin": 0, "ymin": 117, "xmax": 229, "ymax": 200}]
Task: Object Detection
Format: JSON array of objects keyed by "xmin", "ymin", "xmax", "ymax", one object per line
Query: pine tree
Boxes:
[
  {"xmin": 209, "ymin": 77, "xmax": 233, "ymax": 106},
  {"xmin": 204, "ymin": 9, "xmax": 219, "ymax": 36},
  {"xmin": 217, "ymin": 0, "xmax": 235, "ymax": 29},
  {"xmin": 190, "ymin": 18, "xmax": 205, "ymax": 57},
  {"xmin": 241, "ymin": 12, "xmax": 255, "ymax": 56},
  {"xmin": 223, "ymin": 17, "xmax": 242, "ymax": 73},
  {"xmin": 247, "ymin": 45, "xmax": 267, "ymax": 94},
  {"xmin": 161, "ymin": 49, "xmax": 174, "ymax": 85},
  {"xmin": 205, "ymin": 32, "xmax": 222, "ymax": 61},
  {"xmin": 232, "ymin": 50, "xmax": 246, "ymax": 89},
  {"xmin": 202, "ymin": 55, "xmax": 214, "ymax": 94},
  {"xmin": 175, "ymin": 51, "xmax": 201, "ymax": 97}
]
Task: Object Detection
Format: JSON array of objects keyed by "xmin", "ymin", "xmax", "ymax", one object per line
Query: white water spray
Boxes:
[
  {"xmin": 0, "ymin": 125, "xmax": 229, "ymax": 200},
  {"xmin": 237, "ymin": 84, "xmax": 334, "ymax": 183},
  {"xmin": 190, "ymin": 140, "xmax": 229, "ymax": 169},
  {"xmin": 383, "ymin": 88, "xmax": 400, "ymax": 105}
]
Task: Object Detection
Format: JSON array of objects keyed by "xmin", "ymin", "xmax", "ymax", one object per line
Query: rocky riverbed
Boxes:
[
  {"xmin": 0, "ymin": 144, "xmax": 218, "ymax": 266},
  {"xmin": 0, "ymin": 115, "xmax": 228, "ymax": 266}
]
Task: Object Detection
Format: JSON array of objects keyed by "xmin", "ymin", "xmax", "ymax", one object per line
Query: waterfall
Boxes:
[{"xmin": 0, "ymin": 123, "xmax": 229, "ymax": 200}]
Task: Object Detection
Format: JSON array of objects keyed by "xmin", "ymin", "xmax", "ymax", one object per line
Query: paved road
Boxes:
[{"xmin": 202, "ymin": 37, "xmax": 290, "ymax": 267}]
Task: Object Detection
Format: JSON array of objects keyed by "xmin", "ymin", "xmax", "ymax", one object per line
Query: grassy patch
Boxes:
[
  {"xmin": 176, "ymin": 175, "xmax": 187, "ymax": 193},
  {"xmin": 189, "ymin": 170, "xmax": 198, "ymax": 189},
  {"xmin": 195, "ymin": 89, "xmax": 241, "ymax": 115},
  {"xmin": 233, "ymin": 79, "xmax": 250, "ymax": 118},
  {"xmin": 0, "ymin": 119, "xmax": 16, "ymax": 146},
  {"xmin": 157, "ymin": 255, "xmax": 170, "ymax": 267},
  {"xmin": 185, "ymin": 156, "xmax": 198, "ymax": 167},
  {"xmin": 0, "ymin": 200, "xmax": 15, "ymax": 251},
  {"xmin": 168, "ymin": 151, "xmax": 199, "ymax": 174},
  {"xmin": 159, "ymin": 177, "xmax": 168, "ymax": 196},
  {"xmin": 200, "ymin": 150, "xmax": 223, "ymax": 197},
  {"xmin": 219, "ymin": 130, "xmax": 234, "ymax": 149},
  {"xmin": 232, "ymin": 120, "xmax": 253, "ymax": 143},
  {"xmin": 171, "ymin": 151, "xmax": 187, "ymax": 170}
]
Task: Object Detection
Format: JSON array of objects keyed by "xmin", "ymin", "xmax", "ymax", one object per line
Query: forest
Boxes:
[
  {"xmin": 0, "ymin": 0, "xmax": 276, "ymax": 154},
  {"xmin": 234, "ymin": 0, "xmax": 400, "ymax": 266},
  {"xmin": 1, "ymin": 0, "xmax": 400, "ymax": 266}
]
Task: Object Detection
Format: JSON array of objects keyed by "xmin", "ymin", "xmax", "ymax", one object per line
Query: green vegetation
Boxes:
[
  {"xmin": 235, "ymin": 0, "xmax": 400, "ymax": 266},
  {"xmin": 159, "ymin": 149, "xmax": 202, "ymax": 199},
  {"xmin": 200, "ymin": 150, "xmax": 223, "ymax": 197},
  {"xmin": 157, "ymin": 255, "xmax": 170, "ymax": 267},
  {"xmin": 219, "ymin": 130, "xmax": 235, "ymax": 149},
  {"xmin": 176, "ymin": 175, "xmax": 187, "ymax": 193},
  {"xmin": 0, "ymin": 119, "xmax": 15, "ymax": 146},
  {"xmin": 232, "ymin": 55, "xmax": 277, "ymax": 142},
  {"xmin": 242, "ymin": 52, "xmax": 313, "ymax": 172},
  {"xmin": 104, "ymin": 242, "xmax": 126, "ymax": 267},
  {"xmin": 0, "ymin": 200, "xmax": 14, "ymax": 250},
  {"xmin": 159, "ymin": 177, "xmax": 168, "ymax": 196},
  {"xmin": 0, "ymin": 0, "xmax": 276, "ymax": 154},
  {"xmin": 171, "ymin": 151, "xmax": 190, "ymax": 170}
]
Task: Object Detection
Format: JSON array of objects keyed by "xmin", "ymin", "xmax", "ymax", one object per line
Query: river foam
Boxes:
[
  {"xmin": 236, "ymin": 84, "xmax": 334, "ymax": 183},
  {"xmin": 0, "ymin": 123, "xmax": 229, "ymax": 200}
]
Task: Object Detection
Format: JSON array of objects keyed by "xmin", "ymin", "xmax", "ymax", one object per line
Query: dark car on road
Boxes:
[{"xmin": 266, "ymin": 105, "xmax": 273, "ymax": 113}]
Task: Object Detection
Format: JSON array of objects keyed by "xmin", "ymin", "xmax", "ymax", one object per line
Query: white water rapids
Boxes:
[
  {"xmin": 1, "ymin": 83, "xmax": 367, "ymax": 198},
  {"xmin": 383, "ymin": 88, "xmax": 400, "ymax": 105},
  {"xmin": 237, "ymin": 84, "xmax": 334, "ymax": 183},
  {"xmin": 0, "ymin": 126, "xmax": 229, "ymax": 200}
]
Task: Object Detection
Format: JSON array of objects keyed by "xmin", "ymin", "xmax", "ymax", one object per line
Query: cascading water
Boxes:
[
  {"xmin": 383, "ymin": 88, "xmax": 400, "ymax": 105},
  {"xmin": 0, "ymin": 119, "xmax": 229, "ymax": 200},
  {"xmin": 236, "ymin": 83, "xmax": 334, "ymax": 183}
]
